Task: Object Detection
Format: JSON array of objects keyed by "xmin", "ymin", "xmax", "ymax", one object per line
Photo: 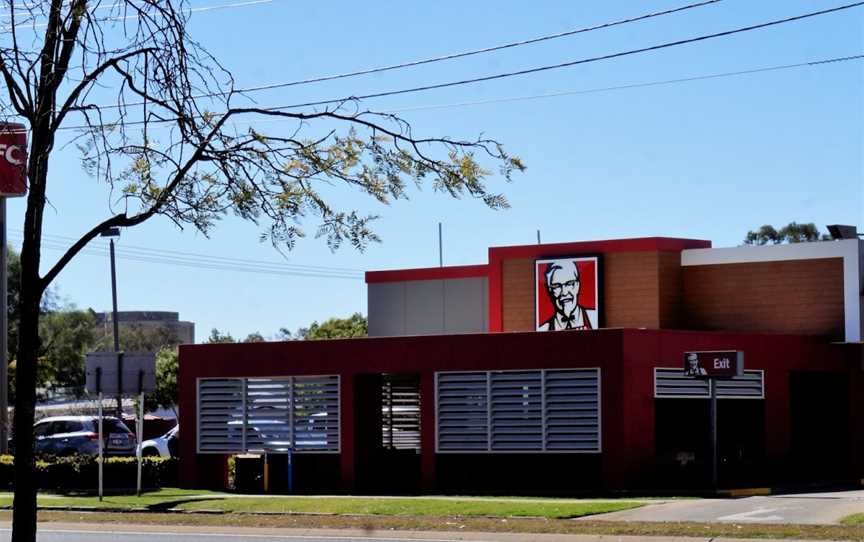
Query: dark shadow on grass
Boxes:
[{"xmin": 145, "ymin": 497, "xmax": 226, "ymax": 511}]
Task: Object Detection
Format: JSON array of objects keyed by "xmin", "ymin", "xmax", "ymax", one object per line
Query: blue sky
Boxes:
[{"xmin": 7, "ymin": 0, "xmax": 863, "ymax": 341}]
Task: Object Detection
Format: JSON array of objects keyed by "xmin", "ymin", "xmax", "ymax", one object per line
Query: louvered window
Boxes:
[
  {"xmin": 382, "ymin": 374, "xmax": 421, "ymax": 450},
  {"xmin": 198, "ymin": 379, "xmax": 245, "ymax": 453},
  {"xmin": 197, "ymin": 376, "xmax": 340, "ymax": 454},
  {"xmin": 544, "ymin": 369, "xmax": 601, "ymax": 451},
  {"xmin": 436, "ymin": 369, "xmax": 600, "ymax": 453},
  {"xmin": 654, "ymin": 368, "xmax": 764, "ymax": 399},
  {"xmin": 436, "ymin": 372, "xmax": 489, "ymax": 451}
]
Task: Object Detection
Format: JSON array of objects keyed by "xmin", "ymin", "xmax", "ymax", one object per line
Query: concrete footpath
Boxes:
[
  {"xmin": 586, "ymin": 489, "xmax": 864, "ymax": 525},
  {"xmin": 0, "ymin": 523, "xmax": 846, "ymax": 542}
]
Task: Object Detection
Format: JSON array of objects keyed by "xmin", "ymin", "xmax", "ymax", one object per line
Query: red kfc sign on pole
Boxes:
[{"xmin": 0, "ymin": 123, "xmax": 27, "ymax": 197}]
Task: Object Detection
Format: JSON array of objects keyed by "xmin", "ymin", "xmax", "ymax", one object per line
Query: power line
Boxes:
[
  {"xmin": 72, "ymin": 0, "xmax": 723, "ymax": 112},
  {"xmin": 64, "ymin": 1, "xmax": 864, "ymax": 131},
  {"xmin": 0, "ymin": 0, "xmax": 273, "ymax": 32},
  {"xmin": 14, "ymin": 237, "xmax": 366, "ymax": 280},
  {"xmin": 203, "ymin": 1, "xmax": 724, "ymax": 95},
  {"xmin": 9, "ymin": 230, "xmax": 365, "ymax": 277},
  {"xmin": 266, "ymin": 1, "xmax": 864, "ymax": 112},
  {"xmin": 23, "ymin": 229, "xmax": 365, "ymax": 273},
  {"xmin": 379, "ymin": 54, "xmax": 864, "ymax": 114}
]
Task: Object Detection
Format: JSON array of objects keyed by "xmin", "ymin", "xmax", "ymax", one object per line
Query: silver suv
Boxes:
[{"xmin": 32, "ymin": 416, "xmax": 136, "ymax": 456}]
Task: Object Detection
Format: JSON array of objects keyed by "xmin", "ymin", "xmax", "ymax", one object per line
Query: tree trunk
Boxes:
[
  {"xmin": 11, "ymin": 292, "xmax": 40, "ymax": 542},
  {"xmin": 11, "ymin": 126, "xmax": 50, "ymax": 542}
]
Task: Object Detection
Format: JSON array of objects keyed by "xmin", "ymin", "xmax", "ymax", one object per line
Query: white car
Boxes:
[{"xmin": 140, "ymin": 425, "xmax": 179, "ymax": 458}]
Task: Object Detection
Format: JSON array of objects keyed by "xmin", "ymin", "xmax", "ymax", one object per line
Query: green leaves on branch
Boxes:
[{"xmin": 102, "ymin": 113, "xmax": 524, "ymax": 253}]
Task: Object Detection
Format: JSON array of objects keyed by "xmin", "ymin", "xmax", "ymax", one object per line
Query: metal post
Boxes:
[
  {"xmin": 137, "ymin": 370, "xmax": 144, "ymax": 497},
  {"xmin": 537, "ymin": 229, "xmax": 541, "ymax": 244},
  {"xmin": 263, "ymin": 453, "xmax": 269, "ymax": 493},
  {"xmin": 109, "ymin": 238, "xmax": 122, "ymax": 418},
  {"xmin": 97, "ymin": 366, "xmax": 104, "ymax": 501},
  {"xmin": 0, "ymin": 197, "xmax": 8, "ymax": 455},
  {"xmin": 438, "ymin": 222, "xmax": 443, "ymax": 267},
  {"xmin": 287, "ymin": 448, "xmax": 293, "ymax": 494},
  {"xmin": 710, "ymin": 378, "xmax": 718, "ymax": 491}
]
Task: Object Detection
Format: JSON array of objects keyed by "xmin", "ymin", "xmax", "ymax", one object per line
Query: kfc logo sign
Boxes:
[
  {"xmin": 535, "ymin": 256, "xmax": 601, "ymax": 331},
  {"xmin": 684, "ymin": 351, "xmax": 744, "ymax": 378},
  {"xmin": 0, "ymin": 123, "xmax": 27, "ymax": 197},
  {"xmin": 0, "ymin": 144, "xmax": 26, "ymax": 166}
]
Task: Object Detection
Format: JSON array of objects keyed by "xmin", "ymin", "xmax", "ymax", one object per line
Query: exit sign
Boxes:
[{"xmin": 684, "ymin": 351, "xmax": 744, "ymax": 378}]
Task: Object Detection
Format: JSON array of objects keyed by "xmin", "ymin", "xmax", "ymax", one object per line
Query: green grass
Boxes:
[
  {"xmin": 0, "ymin": 488, "xmax": 642, "ymax": 519},
  {"xmin": 842, "ymin": 513, "xmax": 864, "ymax": 526}
]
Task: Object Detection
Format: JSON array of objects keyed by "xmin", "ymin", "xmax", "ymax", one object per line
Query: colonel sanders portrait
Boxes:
[
  {"xmin": 537, "ymin": 258, "xmax": 598, "ymax": 331},
  {"xmin": 685, "ymin": 352, "xmax": 708, "ymax": 376}
]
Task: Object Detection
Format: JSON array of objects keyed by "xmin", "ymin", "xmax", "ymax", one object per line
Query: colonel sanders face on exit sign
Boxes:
[{"xmin": 535, "ymin": 256, "xmax": 600, "ymax": 332}]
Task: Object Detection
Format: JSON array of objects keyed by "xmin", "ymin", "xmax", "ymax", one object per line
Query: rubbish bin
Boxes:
[{"xmin": 233, "ymin": 454, "xmax": 263, "ymax": 493}]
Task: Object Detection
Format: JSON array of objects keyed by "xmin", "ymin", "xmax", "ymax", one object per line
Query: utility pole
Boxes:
[
  {"xmin": 438, "ymin": 222, "xmax": 443, "ymax": 267},
  {"xmin": 0, "ymin": 197, "xmax": 7, "ymax": 455},
  {"xmin": 101, "ymin": 227, "xmax": 122, "ymax": 418}
]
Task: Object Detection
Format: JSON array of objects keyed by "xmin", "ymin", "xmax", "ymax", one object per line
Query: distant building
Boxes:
[{"xmin": 95, "ymin": 311, "xmax": 195, "ymax": 350}]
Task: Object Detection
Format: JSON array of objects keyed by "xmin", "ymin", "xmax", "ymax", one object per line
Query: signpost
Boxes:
[
  {"xmin": 0, "ymin": 123, "xmax": 27, "ymax": 455},
  {"xmin": 683, "ymin": 350, "xmax": 744, "ymax": 490},
  {"xmin": 86, "ymin": 352, "xmax": 155, "ymax": 499}
]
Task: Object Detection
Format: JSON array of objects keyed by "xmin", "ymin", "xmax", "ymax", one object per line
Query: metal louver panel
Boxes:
[
  {"xmin": 544, "ymin": 369, "xmax": 601, "ymax": 452},
  {"xmin": 436, "ymin": 372, "xmax": 489, "ymax": 451},
  {"xmin": 246, "ymin": 378, "xmax": 291, "ymax": 452},
  {"xmin": 715, "ymin": 371, "xmax": 764, "ymax": 398},
  {"xmin": 654, "ymin": 368, "xmax": 764, "ymax": 399},
  {"xmin": 198, "ymin": 379, "xmax": 245, "ymax": 453},
  {"xmin": 436, "ymin": 368, "xmax": 601, "ymax": 453},
  {"xmin": 382, "ymin": 374, "xmax": 421, "ymax": 450},
  {"xmin": 197, "ymin": 375, "xmax": 340, "ymax": 454},
  {"xmin": 293, "ymin": 375, "xmax": 340, "ymax": 452},
  {"xmin": 490, "ymin": 371, "xmax": 542, "ymax": 450}
]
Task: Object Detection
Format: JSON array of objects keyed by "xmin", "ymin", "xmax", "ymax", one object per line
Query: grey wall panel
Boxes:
[
  {"xmin": 368, "ymin": 282, "xmax": 406, "ymax": 337},
  {"xmin": 404, "ymin": 280, "xmax": 445, "ymax": 335},
  {"xmin": 444, "ymin": 277, "xmax": 488, "ymax": 333},
  {"xmin": 368, "ymin": 277, "xmax": 488, "ymax": 337}
]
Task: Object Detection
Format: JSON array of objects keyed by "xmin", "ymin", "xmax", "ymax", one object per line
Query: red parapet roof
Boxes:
[
  {"xmin": 365, "ymin": 264, "xmax": 488, "ymax": 283},
  {"xmin": 488, "ymin": 237, "xmax": 711, "ymax": 260},
  {"xmin": 364, "ymin": 238, "xmax": 712, "ymax": 284}
]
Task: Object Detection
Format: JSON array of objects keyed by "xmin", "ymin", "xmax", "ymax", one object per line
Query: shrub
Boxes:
[{"xmin": 0, "ymin": 454, "xmax": 178, "ymax": 491}]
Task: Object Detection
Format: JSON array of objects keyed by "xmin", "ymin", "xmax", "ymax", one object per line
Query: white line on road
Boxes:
[{"xmin": 717, "ymin": 508, "xmax": 784, "ymax": 522}]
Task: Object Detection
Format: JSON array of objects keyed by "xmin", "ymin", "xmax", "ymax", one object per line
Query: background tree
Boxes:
[
  {"xmin": 243, "ymin": 332, "xmax": 265, "ymax": 343},
  {"xmin": 143, "ymin": 347, "xmax": 178, "ymax": 416},
  {"xmin": 744, "ymin": 222, "xmax": 831, "ymax": 245},
  {"xmin": 94, "ymin": 322, "xmax": 181, "ymax": 353},
  {"xmin": 280, "ymin": 313, "xmax": 368, "ymax": 340},
  {"xmin": 0, "ymin": 2, "xmax": 520, "ymax": 539},
  {"xmin": 206, "ymin": 328, "xmax": 236, "ymax": 344}
]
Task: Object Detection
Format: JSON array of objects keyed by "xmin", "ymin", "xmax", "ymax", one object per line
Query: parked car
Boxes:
[
  {"xmin": 30, "ymin": 416, "xmax": 136, "ymax": 456},
  {"xmin": 140, "ymin": 425, "xmax": 179, "ymax": 458}
]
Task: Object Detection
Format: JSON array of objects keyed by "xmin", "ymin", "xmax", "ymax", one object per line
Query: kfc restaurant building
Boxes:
[{"xmin": 179, "ymin": 236, "xmax": 864, "ymax": 493}]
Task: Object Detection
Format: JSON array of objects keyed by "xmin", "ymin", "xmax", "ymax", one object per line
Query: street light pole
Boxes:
[{"xmin": 101, "ymin": 227, "xmax": 122, "ymax": 418}]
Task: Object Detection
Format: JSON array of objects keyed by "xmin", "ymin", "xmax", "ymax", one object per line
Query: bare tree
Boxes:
[{"xmin": 0, "ymin": 1, "xmax": 523, "ymax": 540}]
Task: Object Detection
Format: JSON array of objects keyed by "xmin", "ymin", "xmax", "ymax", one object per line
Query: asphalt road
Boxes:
[
  {"xmin": 3, "ymin": 529, "xmax": 465, "ymax": 542},
  {"xmin": 586, "ymin": 489, "xmax": 864, "ymax": 524}
]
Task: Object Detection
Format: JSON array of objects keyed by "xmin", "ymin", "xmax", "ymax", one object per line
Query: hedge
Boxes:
[{"xmin": 0, "ymin": 455, "xmax": 178, "ymax": 491}]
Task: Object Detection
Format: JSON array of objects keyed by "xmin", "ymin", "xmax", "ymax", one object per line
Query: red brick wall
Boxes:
[
  {"xmin": 501, "ymin": 251, "xmax": 686, "ymax": 331},
  {"xmin": 681, "ymin": 258, "xmax": 844, "ymax": 338}
]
